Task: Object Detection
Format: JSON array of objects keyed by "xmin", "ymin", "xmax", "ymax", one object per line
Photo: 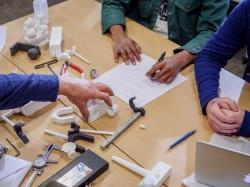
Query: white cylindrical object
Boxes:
[
  {"xmin": 44, "ymin": 129, "xmax": 68, "ymax": 140},
  {"xmin": 74, "ymin": 52, "xmax": 91, "ymax": 64},
  {"xmin": 79, "ymin": 129, "xmax": 114, "ymax": 136},
  {"xmin": 111, "ymin": 156, "xmax": 149, "ymax": 177},
  {"xmin": 33, "ymin": 0, "xmax": 49, "ymax": 24}
]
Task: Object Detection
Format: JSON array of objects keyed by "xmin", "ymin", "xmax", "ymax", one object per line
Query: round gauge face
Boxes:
[{"xmin": 34, "ymin": 157, "xmax": 46, "ymax": 168}]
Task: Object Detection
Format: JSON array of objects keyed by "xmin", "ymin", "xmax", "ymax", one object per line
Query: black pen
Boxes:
[
  {"xmin": 168, "ymin": 130, "xmax": 196, "ymax": 150},
  {"xmin": 157, "ymin": 52, "xmax": 166, "ymax": 63},
  {"xmin": 151, "ymin": 52, "xmax": 166, "ymax": 78}
]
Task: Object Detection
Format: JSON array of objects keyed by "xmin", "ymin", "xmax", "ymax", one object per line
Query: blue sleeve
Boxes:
[
  {"xmin": 194, "ymin": 0, "xmax": 248, "ymax": 114},
  {"xmin": 0, "ymin": 74, "xmax": 59, "ymax": 110},
  {"xmin": 237, "ymin": 112, "xmax": 250, "ymax": 137}
]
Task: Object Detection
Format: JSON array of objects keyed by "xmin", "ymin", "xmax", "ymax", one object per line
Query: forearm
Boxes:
[
  {"xmin": 101, "ymin": 0, "xmax": 127, "ymax": 33},
  {"xmin": 194, "ymin": 50, "xmax": 222, "ymax": 113},
  {"xmin": 0, "ymin": 74, "xmax": 59, "ymax": 110},
  {"xmin": 237, "ymin": 111, "xmax": 250, "ymax": 137}
]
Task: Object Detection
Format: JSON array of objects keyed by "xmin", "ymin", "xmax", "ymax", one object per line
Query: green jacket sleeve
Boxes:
[
  {"xmin": 175, "ymin": 0, "xmax": 229, "ymax": 54},
  {"xmin": 101, "ymin": 0, "xmax": 133, "ymax": 34}
]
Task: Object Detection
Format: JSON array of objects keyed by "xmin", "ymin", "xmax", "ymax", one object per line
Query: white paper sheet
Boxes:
[
  {"xmin": 219, "ymin": 69, "xmax": 245, "ymax": 103},
  {"xmin": 0, "ymin": 154, "xmax": 32, "ymax": 187},
  {"xmin": 0, "ymin": 26, "xmax": 7, "ymax": 53},
  {"xmin": 97, "ymin": 54, "xmax": 187, "ymax": 106}
]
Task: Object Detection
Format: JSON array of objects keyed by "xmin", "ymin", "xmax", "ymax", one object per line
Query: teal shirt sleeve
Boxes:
[
  {"xmin": 175, "ymin": 0, "xmax": 229, "ymax": 54},
  {"xmin": 101, "ymin": 0, "xmax": 132, "ymax": 33}
]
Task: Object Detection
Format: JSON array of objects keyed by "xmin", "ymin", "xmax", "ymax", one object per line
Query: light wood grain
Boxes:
[{"xmin": 2, "ymin": 0, "xmax": 250, "ymax": 186}]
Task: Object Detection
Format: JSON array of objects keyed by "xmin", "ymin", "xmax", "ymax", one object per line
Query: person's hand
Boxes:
[
  {"xmin": 146, "ymin": 50, "xmax": 196, "ymax": 83},
  {"xmin": 59, "ymin": 76, "xmax": 114, "ymax": 121},
  {"xmin": 110, "ymin": 25, "xmax": 141, "ymax": 65},
  {"xmin": 206, "ymin": 97, "xmax": 244, "ymax": 135}
]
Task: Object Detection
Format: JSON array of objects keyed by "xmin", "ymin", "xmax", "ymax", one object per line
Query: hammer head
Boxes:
[{"xmin": 139, "ymin": 161, "xmax": 172, "ymax": 187}]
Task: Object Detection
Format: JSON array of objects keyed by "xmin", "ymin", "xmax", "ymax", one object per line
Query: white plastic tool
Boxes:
[
  {"xmin": 21, "ymin": 101, "xmax": 52, "ymax": 116},
  {"xmin": 49, "ymin": 26, "xmax": 63, "ymax": 57},
  {"xmin": 61, "ymin": 142, "xmax": 78, "ymax": 159},
  {"xmin": 79, "ymin": 129, "xmax": 114, "ymax": 136},
  {"xmin": 111, "ymin": 156, "xmax": 172, "ymax": 187},
  {"xmin": 51, "ymin": 107, "xmax": 76, "ymax": 124},
  {"xmin": 33, "ymin": 0, "xmax": 49, "ymax": 24},
  {"xmin": 23, "ymin": 16, "xmax": 49, "ymax": 47},
  {"xmin": 44, "ymin": 129, "xmax": 68, "ymax": 139},
  {"xmin": 65, "ymin": 46, "xmax": 91, "ymax": 64},
  {"xmin": 0, "ymin": 101, "xmax": 52, "ymax": 120},
  {"xmin": 88, "ymin": 100, "xmax": 118, "ymax": 123}
]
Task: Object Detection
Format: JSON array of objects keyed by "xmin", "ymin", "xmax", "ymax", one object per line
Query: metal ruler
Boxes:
[{"xmin": 100, "ymin": 97, "xmax": 145, "ymax": 150}]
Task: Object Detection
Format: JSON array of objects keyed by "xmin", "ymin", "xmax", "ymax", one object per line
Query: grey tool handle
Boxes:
[
  {"xmin": 24, "ymin": 170, "xmax": 38, "ymax": 187},
  {"xmin": 100, "ymin": 112, "xmax": 142, "ymax": 150}
]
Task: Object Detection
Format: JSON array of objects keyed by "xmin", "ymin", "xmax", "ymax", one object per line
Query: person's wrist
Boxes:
[
  {"xmin": 205, "ymin": 98, "xmax": 217, "ymax": 114},
  {"xmin": 176, "ymin": 50, "xmax": 196, "ymax": 69},
  {"xmin": 59, "ymin": 77, "xmax": 72, "ymax": 97},
  {"xmin": 110, "ymin": 25, "xmax": 126, "ymax": 41}
]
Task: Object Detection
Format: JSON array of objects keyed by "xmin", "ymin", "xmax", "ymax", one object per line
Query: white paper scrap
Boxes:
[
  {"xmin": 0, "ymin": 154, "xmax": 32, "ymax": 187},
  {"xmin": 97, "ymin": 54, "xmax": 187, "ymax": 106},
  {"xmin": 219, "ymin": 69, "xmax": 245, "ymax": 103},
  {"xmin": 0, "ymin": 26, "xmax": 7, "ymax": 53}
]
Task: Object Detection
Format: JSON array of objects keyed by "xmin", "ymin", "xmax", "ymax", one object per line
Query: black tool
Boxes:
[
  {"xmin": 69, "ymin": 122, "xmax": 95, "ymax": 143},
  {"xmin": 10, "ymin": 42, "xmax": 41, "ymax": 60},
  {"xmin": 34, "ymin": 59, "xmax": 58, "ymax": 69},
  {"xmin": 13, "ymin": 123, "xmax": 29, "ymax": 144},
  {"xmin": 0, "ymin": 110, "xmax": 29, "ymax": 144},
  {"xmin": 100, "ymin": 97, "xmax": 145, "ymax": 150},
  {"xmin": 39, "ymin": 150, "xmax": 109, "ymax": 187}
]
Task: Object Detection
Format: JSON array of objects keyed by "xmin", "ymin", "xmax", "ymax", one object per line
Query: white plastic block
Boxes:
[
  {"xmin": 49, "ymin": 26, "xmax": 63, "ymax": 57},
  {"xmin": 20, "ymin": 101, "xmax": 52, "ymax": 116},
  {"xmin": 88, "ymin": 101, "xmax": 118, "ymax": 123},
  {"xmin": 112, "ymin": 155, "xmax": 171, "ymax": 187},
  {"xmin": 139, "ymin": 161, "xmax": 172, "ymax": 187}
]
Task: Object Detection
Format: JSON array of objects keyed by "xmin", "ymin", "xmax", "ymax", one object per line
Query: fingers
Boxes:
[
  {"xmin": 93, "ymin": 90, "xmax": 113, "ymax": 106},
  {"xmin": 152, "ymin": 64, "xmax": 170, "ymax": 80},
  {"xmin": 206, "ymin": 98, "xmax": 242, "ymax": 135},
  {"xmin": 120, "ymin": 49, "xmax": 128, "ymax": 64},
  {"xmin": 131, "ymin": 41, "xmax": 141, "ymax": 62},
  {"xmin": 125, "ymin": 47, "xmax": 136, "ymax": 65},
  {"xmin": 165, "ymin": 76, "xmax": 175, "ymax": 84},
  {"xmin": 208, "ymin": 99, "xmax": 238, "ymax": 124},
  {"xmin": 220, "ymin": 98, "xmax": 238, "ymax": 112},
  {"xmin": 157, "ymin": 73, "xmax": 171, "ymax": 83},
  {"xmin": 113, "ymin": 38, "xmax": 141, "ymax": 64},
  {"xmin": 96, "ymin": 83, "xmax": 114, "ymax": 96},
  {"xmin": 79, "ymin": 105, "xmax": 89, "ymax": 121},
  {"xmin": 113, "ymin": 47, "xmax": 119, "ymax": 63},
  {"xmin": 146, "ymin": 63, "xmax": 164, "ymax": 77}
]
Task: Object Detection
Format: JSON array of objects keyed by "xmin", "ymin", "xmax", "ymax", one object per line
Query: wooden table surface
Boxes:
[{"xmin": 1, "ymin": 0, "xmax": 250, "ymax": 186}]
